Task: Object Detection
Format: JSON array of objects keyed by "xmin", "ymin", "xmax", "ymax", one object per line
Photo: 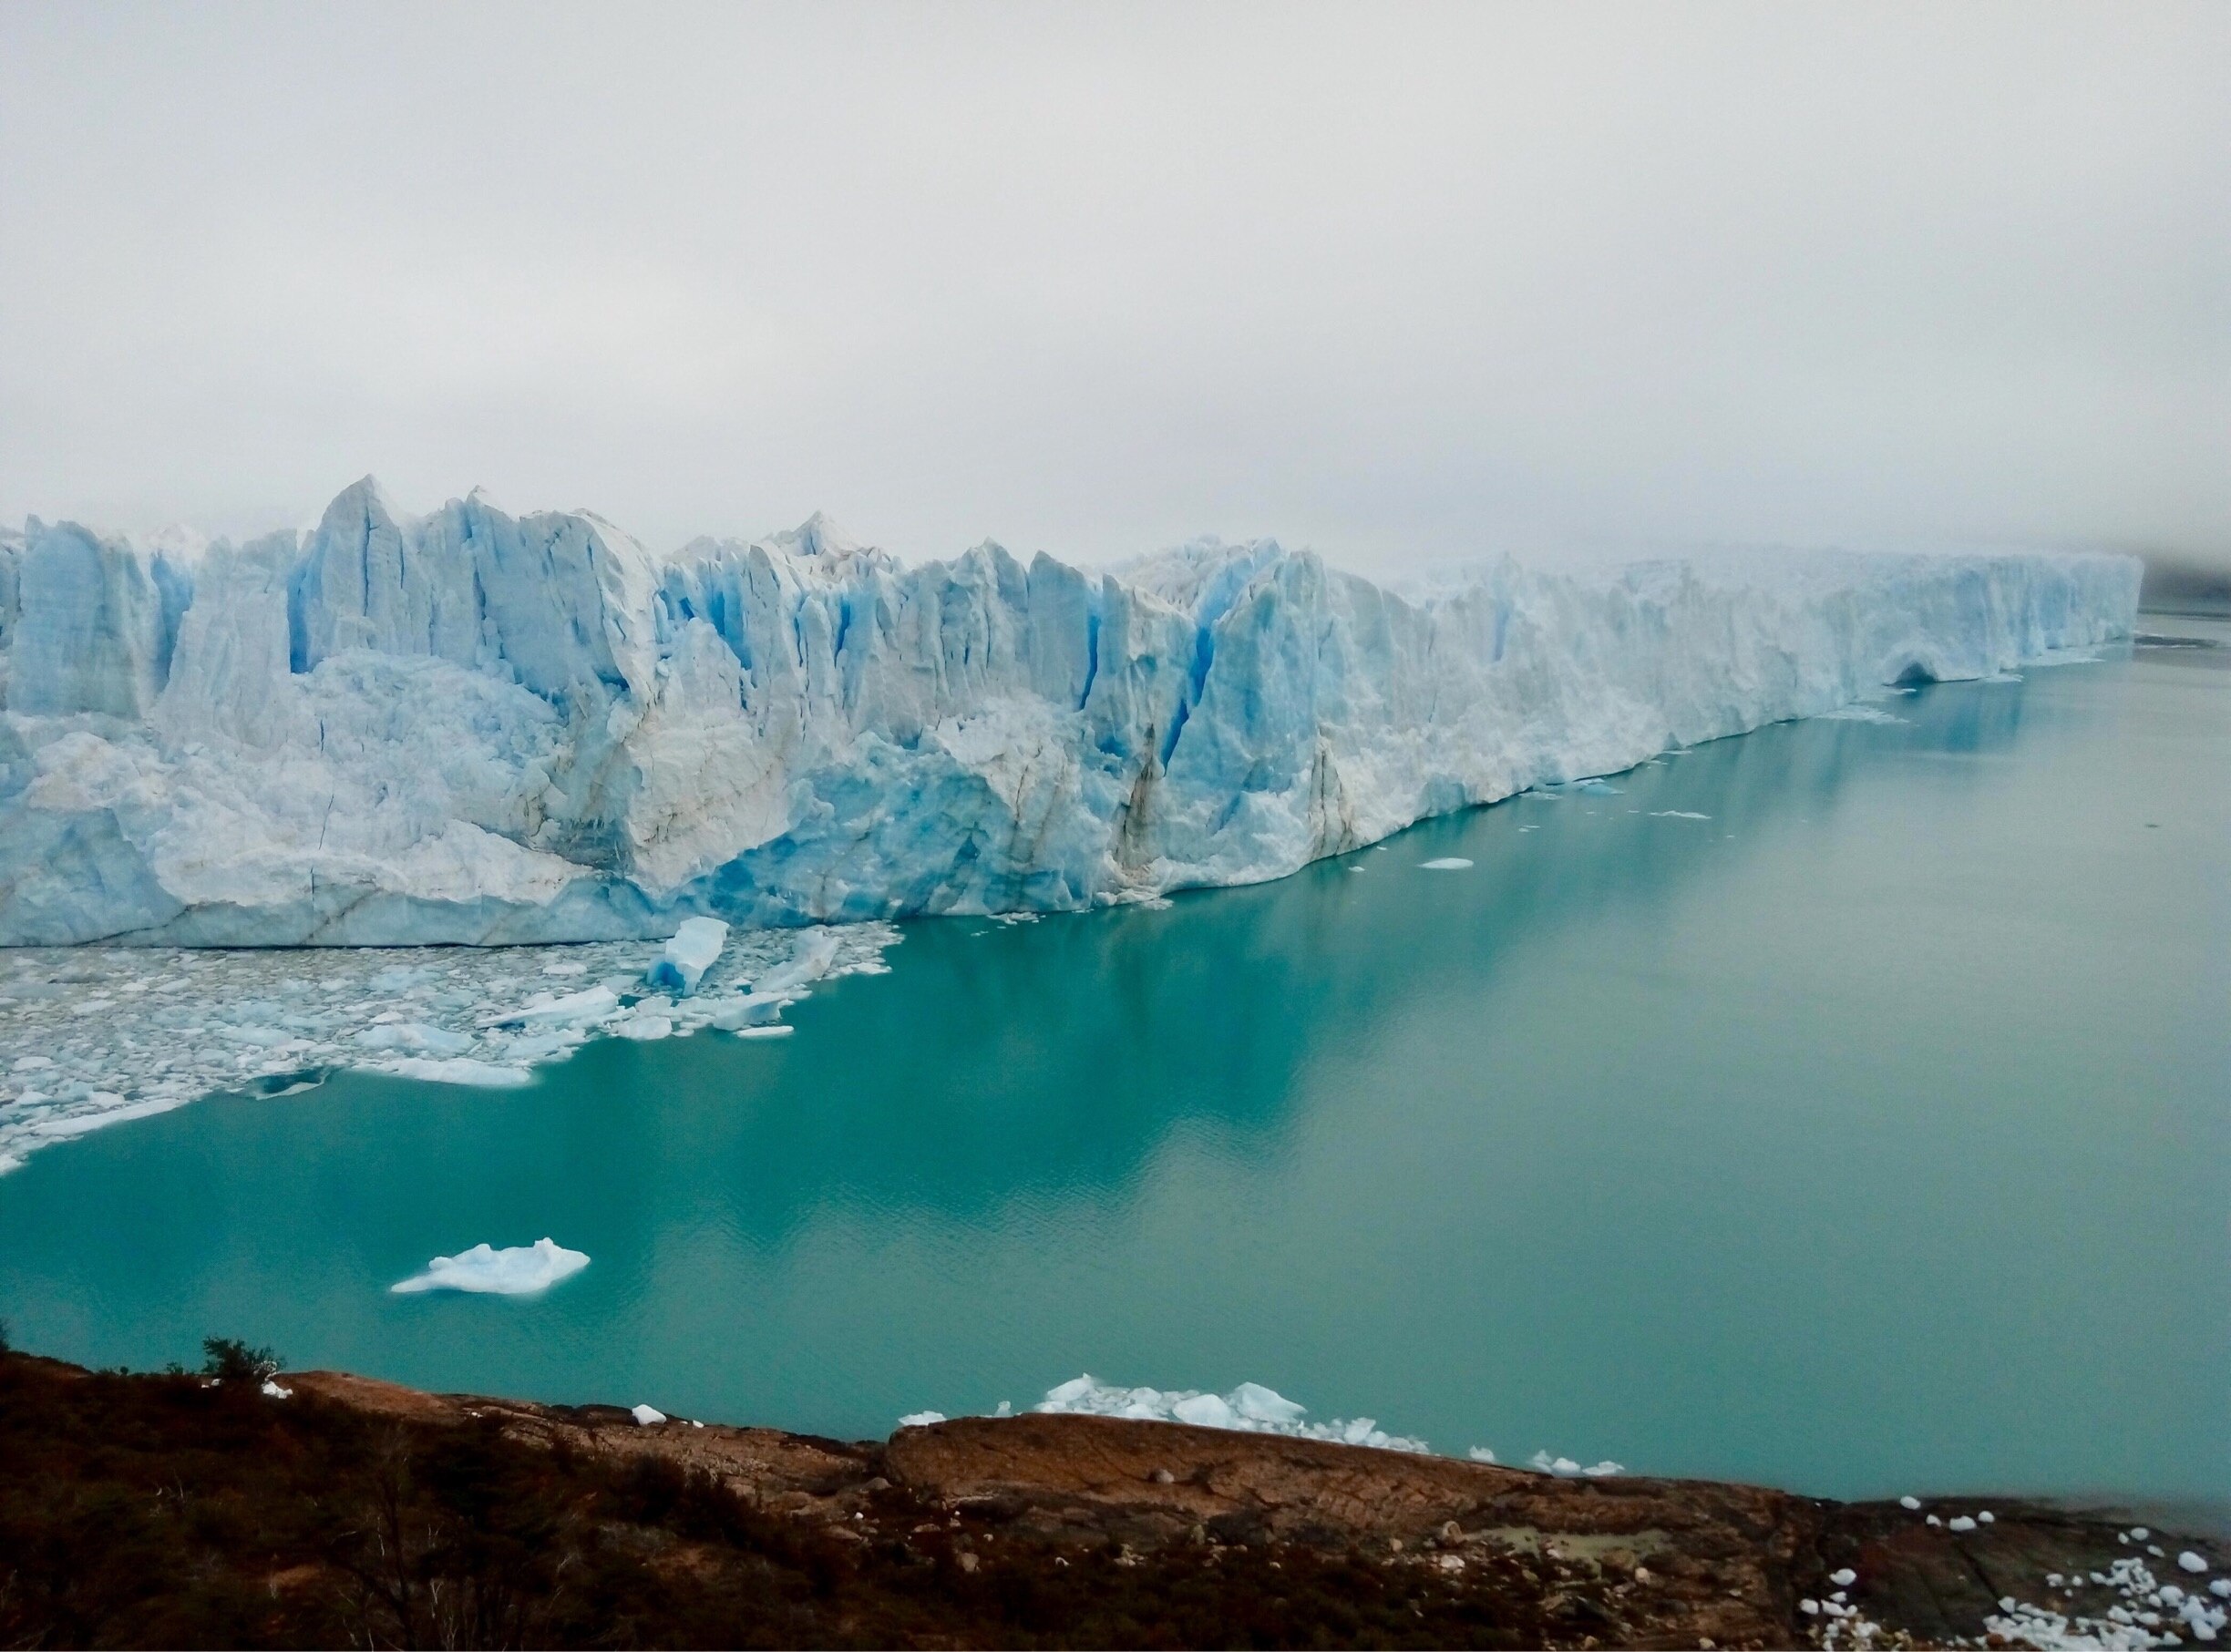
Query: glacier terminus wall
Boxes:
[{"xmin": 0, "ymin": 478, "xmax": 2141, "ymax": 946}]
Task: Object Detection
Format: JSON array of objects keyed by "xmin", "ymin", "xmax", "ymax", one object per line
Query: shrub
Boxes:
[{"xmin": 200, "ymin": 1337, "xmax": 281, "ymax": 1384}]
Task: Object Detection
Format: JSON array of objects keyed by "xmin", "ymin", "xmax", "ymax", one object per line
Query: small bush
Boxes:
[{"xmin": 200, "ymin": 1337, "xmax": 281, "ymax": 1384}]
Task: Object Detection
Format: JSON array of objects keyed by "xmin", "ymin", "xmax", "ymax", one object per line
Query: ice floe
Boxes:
[
  {"xmin": 377, "ymin": 1056, "xmax": 532, "ymax": 1087},
  {"xmin": 1418, "ymin": 857, "xmax": 1474, "ymax": 870},
  {"xmin": 389, "ymin": 1236, "xmax": 590, "ymax": 1295},
  {"xmin": 0, "ymin": 920, "xmax": 902, "ymax": 1172}
]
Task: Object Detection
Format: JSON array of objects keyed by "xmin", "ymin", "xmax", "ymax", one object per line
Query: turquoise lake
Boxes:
[{"xmin": 2, "ymin": 630, "xmax": 2225, "ymax": 1504}]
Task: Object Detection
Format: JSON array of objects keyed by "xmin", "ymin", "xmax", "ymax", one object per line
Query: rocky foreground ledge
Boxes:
[{"xmin": 0, "ymin": 1352, "xmax": 2216, "ymax": 1649}]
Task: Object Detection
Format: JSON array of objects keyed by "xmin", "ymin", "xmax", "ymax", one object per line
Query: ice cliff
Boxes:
[{"xmin": 0, "ymin": 478, "xmax": 2140, "ymax": 946}]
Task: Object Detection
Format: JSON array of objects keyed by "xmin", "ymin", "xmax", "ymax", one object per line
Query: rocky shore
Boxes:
[{"xmin": 0, "ymin": 1349, "xmax": 2217, "ymax": 1648}]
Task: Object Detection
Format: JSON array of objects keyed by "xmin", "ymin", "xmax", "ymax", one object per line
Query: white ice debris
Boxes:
[
  {"xmin": 0, "ymin": 921, "xmax": 901, "ymax": 1172},
  {"xmin": 1033, "ymin": 1375, "xmax": 1430, "ymax": 1453},
  {"xmin": 355, "ymin": 1021, "xmax": 476, "ymax": 1056},
  {"xmin": 261, "ymin": 1379, "xmax": 293, "ymax": 1399},
  {"xmin": 1813, "ymin": 703, "xmax": 1910, "ymax": 724},
  {"xmin": 1832, "ymin": 1568, "xmax": 1858, "ymax": 1587},
  {"xmin": 376, "ymin": 1056, "xmax": 533, "ymax": 1086},
  {"xmin": 1900, "ymin": 1496, "xmax": 1922, "ymax": 1510},
  {"xmin": 1649, "ymin": 810, "xmax": 1712, "ymax": 820},
  {"xmin": 0, "ymin": 482, "xmax": 2136, "ymax": 953},
  {"xmin": 388, "ymin": 1236, "xmax": 590, "ymax": 1295},
  {"xmin": 1986, "ymin": 1553, "xmax": 2228, "ymax": 1649},
  {"xmin": 646, "ymin": 918, "xmax": 728, "ymax": 997},
  {"xmin": 631, "ymin": 1404, "xmax": 665, "ymax": 1426},
  {"xmin": 897, "ymin": 1411, "xmax": 948, "ymax": 1428},
  {"xmin": 1527, "ymin": 1450, "xmax": 1626, "ymax": 1477},
  {"xmin": 1419, "ymin": 857, "xmax": 1474, "ymax": 870},
  {"xmin": 2185, "ymin": 1555, "xmax": 2212, "ymax": 1575},
  {"xmin": 1467, "ymin": 1446, "xmax": 1498, "ymax": 1463},
  {"xmin": 1949, "ymin": 1515, "xmax": 1979, "ymax": 1532}
]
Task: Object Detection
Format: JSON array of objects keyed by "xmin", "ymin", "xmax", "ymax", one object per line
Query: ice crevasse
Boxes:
[{"xmin": 0, "ymin": 477, "xmax": 2140, "ymax": 946}]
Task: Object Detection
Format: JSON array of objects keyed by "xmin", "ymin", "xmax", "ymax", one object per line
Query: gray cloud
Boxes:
[{"xmin": 3, "ymin": 1, "xmax": 2224, "ymax": 572}]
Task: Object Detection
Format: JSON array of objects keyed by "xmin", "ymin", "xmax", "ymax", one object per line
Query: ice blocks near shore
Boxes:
[
  {"xmin": 389, "ymin": 1236, "xmax": 589, "ymax": 1295},
  {"xmin": 1033, "ymin": 1374, "xmax": 1431, "ymax": 1453},
  {"xmin": 0, "ymin": 478, "xmax": 2139, "ymax": 946}
]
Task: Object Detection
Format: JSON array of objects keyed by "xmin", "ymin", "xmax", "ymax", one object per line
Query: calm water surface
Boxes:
[{"xmin": 3, "ymin": 634, "xmax": 2226, "ymax": 1503}]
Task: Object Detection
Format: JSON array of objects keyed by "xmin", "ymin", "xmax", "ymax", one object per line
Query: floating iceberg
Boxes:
[
  {"xmin": 645, "ymin": 918, "xmax": 727, "ymax": 997},
  {"xmin": 0, "ymin": 480, "xmax": 2138, "ymax": 946},
  {"xmin": 389, "ymin": 1236, "xmax": 589, "ymax": 1295}
]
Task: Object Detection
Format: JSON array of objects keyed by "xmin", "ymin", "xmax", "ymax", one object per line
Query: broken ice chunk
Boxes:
[
  {"xmin": 355, "ymin": 1021, "xmax": 474, "ymax": 1057},
  {"xmin": 1419, "ymin": 857, "xmax": 1474, "ymax": 869},
  {"xmin": 390, "ymin": 1236, "xmax": 589, "ymax": 1295},
  {"xmin": 1229, "ymin": 1382, "xmax": 1306, "ymax": 1425},
  {"xmin": 377, "ymin": 1057, "xmax": 532, "ymax": 1087},
  {"xmin": 499, "ymin": 986, "xmax": 622, "ymax": 1030},
  {"xmin": 757, "ymin": 929, "xmax": 842, "ymax": 996},
  {"xmin": 631, "ymin": 1404, "xmax": 665, "ymax": 1426},
  {"xmin": 645, "ymin": 918, "xmax": 729, "ymax": 998},
  {"xmin": 1171, "ymin": 1392, "xmax": 1238, "ymax": 1429},
  {"xmin": 707, "ymin": 990, "xmax": 786, "ymax": 1031}
]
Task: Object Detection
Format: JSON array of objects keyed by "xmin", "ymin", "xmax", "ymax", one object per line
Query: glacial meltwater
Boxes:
[{"xmin": 1, "ymin": 631, "xmax": 2224, "ymax": 1507}]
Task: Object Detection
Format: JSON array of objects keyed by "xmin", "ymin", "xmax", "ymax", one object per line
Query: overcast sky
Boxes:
[{"xmin": 2, "ymin": 2, "xmax": 2224, "ymax": 572}]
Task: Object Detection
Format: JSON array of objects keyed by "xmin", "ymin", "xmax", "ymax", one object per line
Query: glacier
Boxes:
[{"xmin": 0, "ymin": 477, "xmax": 2140, "ymax": 947}]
